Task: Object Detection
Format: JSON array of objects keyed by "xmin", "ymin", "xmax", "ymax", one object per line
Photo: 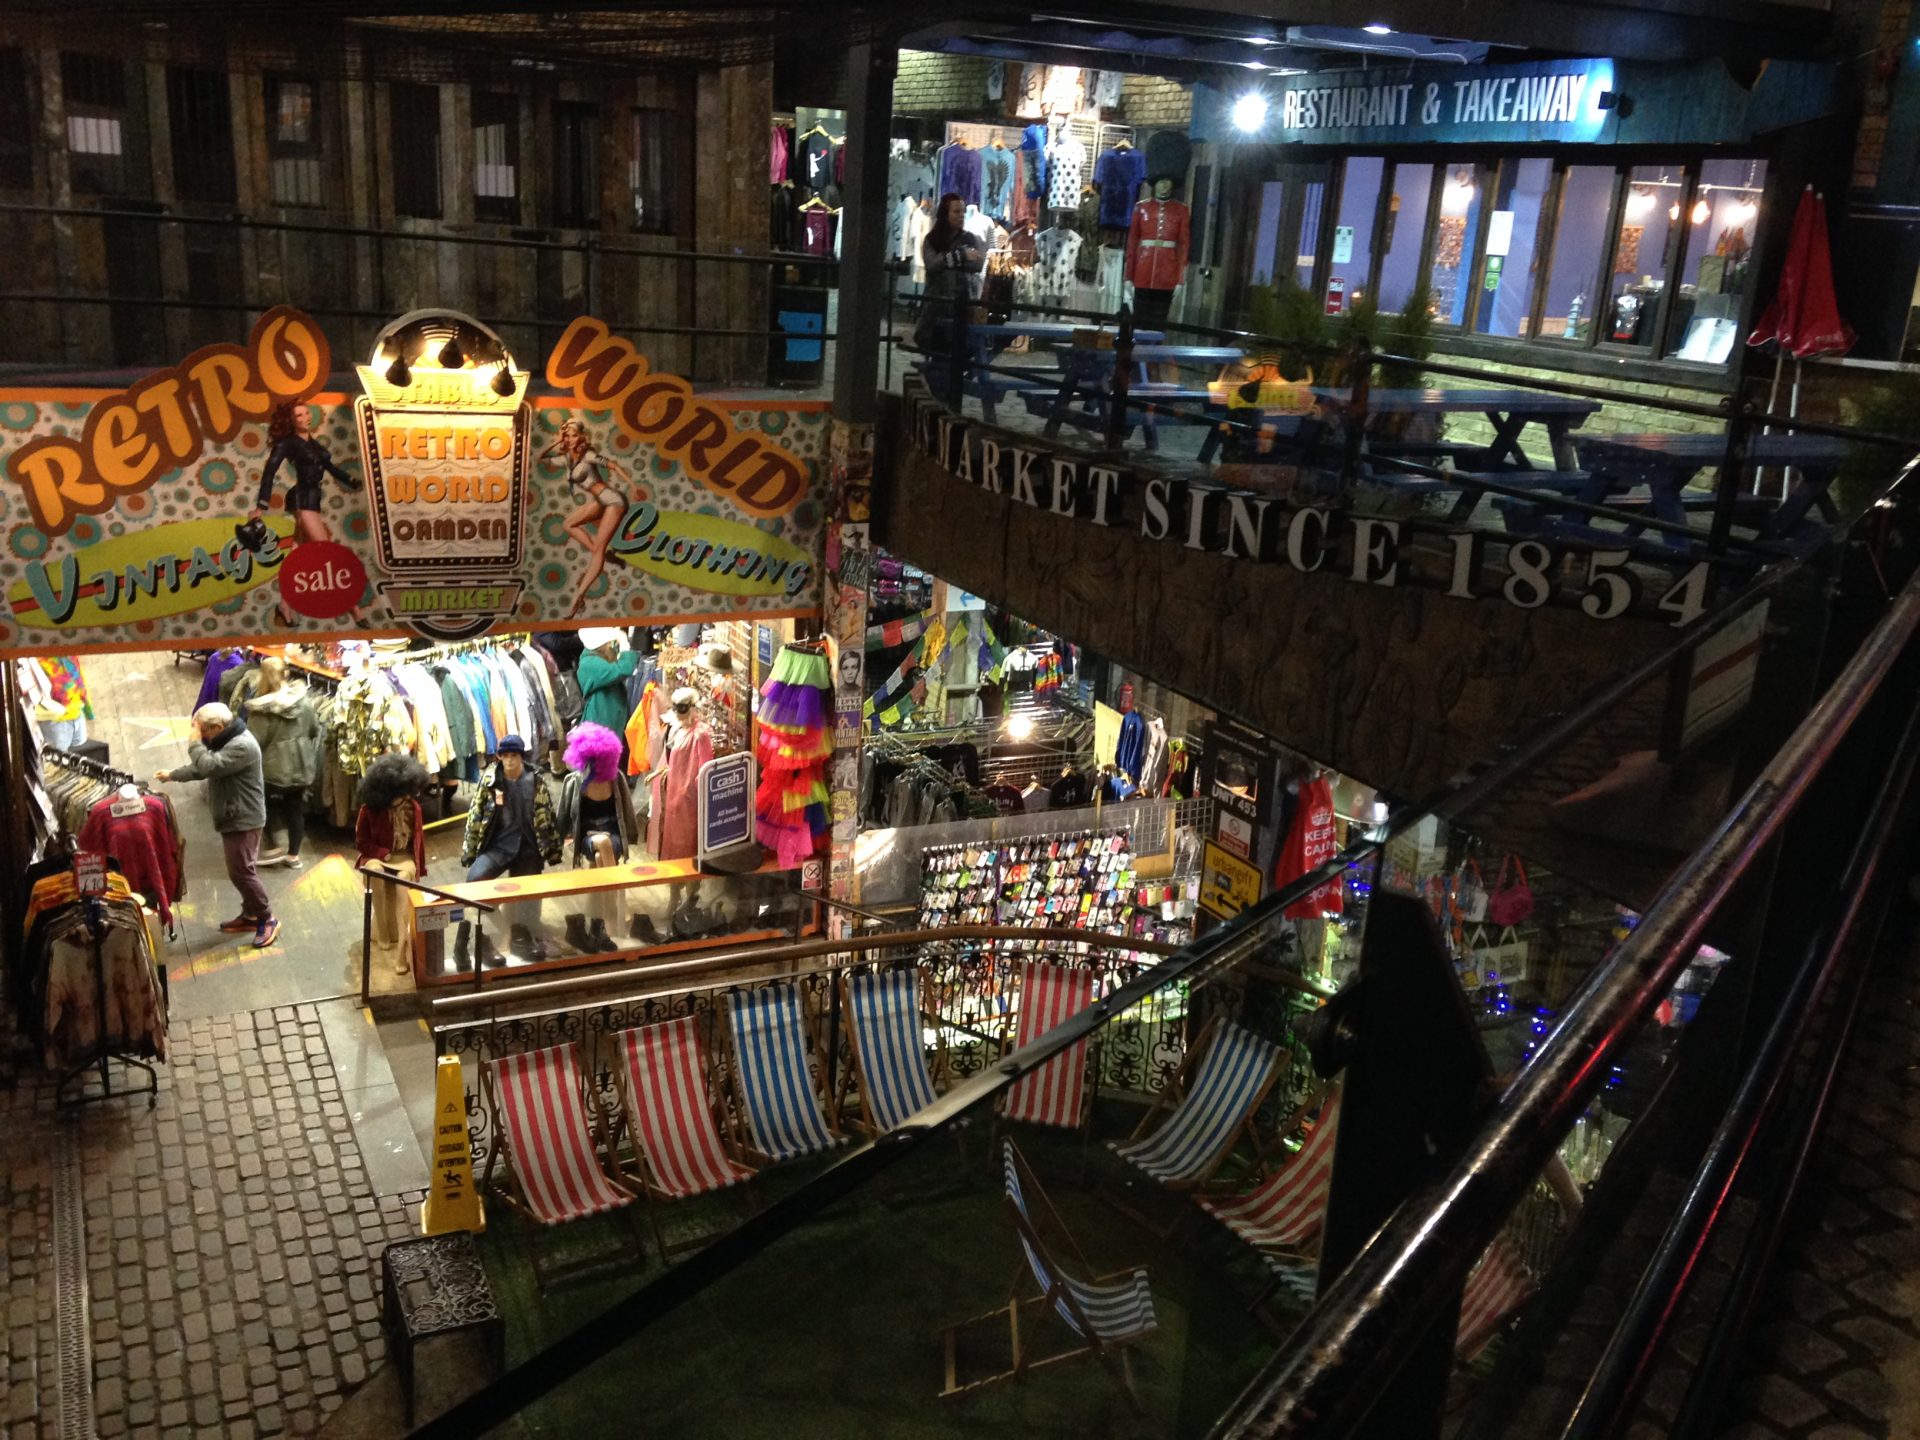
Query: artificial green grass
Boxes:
[{"xmin": 478, "ymin": 1130, "xmax": 1295, "ymax": 1439}]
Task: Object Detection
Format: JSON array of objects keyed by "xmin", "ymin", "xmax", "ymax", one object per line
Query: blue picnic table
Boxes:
[
  {"xmin": 1039, "ymin": 343, "xmax": 1245, "ymax": 445},
  {"xmin": 914, "ymin": 322, "xmax": 1162, "ymax": 425}
]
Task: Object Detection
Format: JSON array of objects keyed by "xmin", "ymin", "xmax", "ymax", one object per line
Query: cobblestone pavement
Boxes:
[
  {"xmin": 3, "ymin": 1004, "xmax": 422, "ymax": 1439},
  {"xmin": 1713, "ymin": 936, "xmax": 1920, "ymax": 1439}
]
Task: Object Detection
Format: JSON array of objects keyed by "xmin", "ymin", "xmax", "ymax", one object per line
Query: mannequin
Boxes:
[
  {"xmin": 649, "ymin": 687, "xmax": 716, "ymax": 940},
  {"xmin": 354, "ymin": 754, "xmax": 430, "ymax": 975},
  {"xmin": 562, "ymin": 721, "xmax": 638, "ymax": 954},
  {"xmin": 1125, "ymin": 177, "xmax": 1191, "ymax": 330}
]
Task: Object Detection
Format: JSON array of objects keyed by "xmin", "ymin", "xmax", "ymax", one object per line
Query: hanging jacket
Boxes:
[{"xmin": 244, "ymin": 682, "xmax": 323, "ymax": 790}]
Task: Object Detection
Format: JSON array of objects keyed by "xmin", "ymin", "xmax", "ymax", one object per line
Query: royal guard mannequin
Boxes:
[{"xmin": 1124, "ymin": 178, "xmax": 1191, "ymax": 330}]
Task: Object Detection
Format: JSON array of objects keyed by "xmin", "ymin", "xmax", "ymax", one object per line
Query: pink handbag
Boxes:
[{"xmin": 1488, "ymin": 855, "xmax": 1534, "ymax": 928}]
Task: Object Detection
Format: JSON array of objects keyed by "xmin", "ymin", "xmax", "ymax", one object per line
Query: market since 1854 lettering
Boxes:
[{"xmin": 910, "ymin": 399, "xmax": 1713, "ymax": 628}]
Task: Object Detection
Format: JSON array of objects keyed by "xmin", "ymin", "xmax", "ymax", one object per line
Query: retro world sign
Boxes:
[{"xmin": 0, "ymin": 308, "xmax": 828, "ymax": 654}]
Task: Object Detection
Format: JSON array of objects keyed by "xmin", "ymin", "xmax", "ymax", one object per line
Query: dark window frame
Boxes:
[
  {"xmin": 61, "ymin": 51, "xmax": 130, "ymax": 197},
  {"xmin": 389, "ymin": 81, "xmax": 443, "ymax": 220},
  {"xmin": 471, "ymin": 90, "xmax": 520, "ymax": 224},
  {"xmin": 166, "ymin": 63, "xmax": 238, "ymax": 206}
]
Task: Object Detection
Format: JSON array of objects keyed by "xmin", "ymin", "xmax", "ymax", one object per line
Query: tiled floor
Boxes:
[{"xmin": 5, "ymin": 648, "xmax": 447, "ymax": 1437}]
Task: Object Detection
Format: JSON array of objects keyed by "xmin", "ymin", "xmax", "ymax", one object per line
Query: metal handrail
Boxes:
[
  {"xmin": 407, "ymin": 553, "xmax": 1806, "ymax": 1440},
  {"xmin": 1211, "ymin": 565, "xmax": 1920, "ymax": 1440}
]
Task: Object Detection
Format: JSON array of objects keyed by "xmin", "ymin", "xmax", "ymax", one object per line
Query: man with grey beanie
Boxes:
[{"xmin": 155, "ymin": 701, "xmax": 277, "ymax": 948}]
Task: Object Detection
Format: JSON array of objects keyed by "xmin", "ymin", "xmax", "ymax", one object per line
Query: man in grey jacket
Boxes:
[{"xmin": 155, "ymin": 702, "xmax": 278, "ymax": 948}]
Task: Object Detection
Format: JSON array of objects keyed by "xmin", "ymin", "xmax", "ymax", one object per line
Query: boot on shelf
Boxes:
[
  {"xmin": 508, "ymin": 923, "xmax": 537, "ymax": 961},
  {"xmin": 587, "ymin": 918, "xmax": 618, "ymax": 953},
  {"xmin": 564, "ymin": 914, "xmax": 594, "ymax": 953},
  {"xmin": 451, "ymin": 922, "xmax": 473, "ymax": 973},
  {"xmin": 629, "ymin": 912, "xmax": 663, "ymax": 945},
  {"xmin": 475, "ymin": 930, "xmax": 503, "ymax": 968}
]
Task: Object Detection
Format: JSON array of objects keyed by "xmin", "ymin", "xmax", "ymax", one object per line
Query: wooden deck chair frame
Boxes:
[
  {"xmin": 987, "ymin": 959, "xmax": 1101, "ymax": 1179},
  {"xmin": 939, "ymin": 1143, "xmax": 1154, "ymax": 1410},
  {"xmin": 478, "ymin": 1043, "xmax": 648, "ymax": 1290},
  {"xmin": 1225, "ymin": 1082, "xmax": 1339, "ymax": 1314},
  {"xmin": 604, "ymin": 1015, "xmax": 761, "ymax": 1263},
  {"xmin": 834, "ymin": 964, "xmax": 953, "ymax": 1140},
  {"xmin": 722, "ymin": 982, "xmax": 849, "ymax": 1166},
  {"xmin": 1106, "ymin": 1013, "xmax": 1290, "ymax": 1239}
]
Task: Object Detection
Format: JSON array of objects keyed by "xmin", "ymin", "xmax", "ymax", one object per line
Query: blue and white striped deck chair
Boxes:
[
  {"xmin": 939, "ymin": 1139, "xmax": 1156, "ymax": 1404},
  {"xmin": 842, "ymin": 966, "xmax": 944, "ymax": 1136},
  {"xmin": 728, "ymin": 983, "xmax": 847, "ymax": 1164},
  {"xmin": 1110, "ymin": 1014, "xmax": 1287, "ymax": 1192}
]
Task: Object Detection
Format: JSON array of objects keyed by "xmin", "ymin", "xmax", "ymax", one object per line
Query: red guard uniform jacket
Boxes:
[{"xmin": 1125, "ymin": 199, "xmax": 1191, "ymax": 292}]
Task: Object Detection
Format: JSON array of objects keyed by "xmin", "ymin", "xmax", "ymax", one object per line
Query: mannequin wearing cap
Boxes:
[
  {"xmin": 577, "ymin": 627, "xmax": 641, "ymax": 771},
  {"xmin": 456, "ymin": 733, "xmax": 563, "ymax": 967}
]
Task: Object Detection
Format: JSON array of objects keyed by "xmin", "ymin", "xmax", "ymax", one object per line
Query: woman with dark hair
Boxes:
[
  {"xmin": 355, "ymin": 754, "xmax": 430, "ymax": 975},
  {"xmin": 247, "ymin": 401, "xmax": 369, "ymax": 628},
  {"xmin": 911, "ymin": 191, "xmax": 987, "ymax": 352}
]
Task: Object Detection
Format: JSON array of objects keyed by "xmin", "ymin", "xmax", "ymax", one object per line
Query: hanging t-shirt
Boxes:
[
  {"xmin": 1276, "ymin": 776, "xmax": 1343, "ymax": 919},
  {"xmin": 938, "ymin": 144, "xmax": 983, "ymax": 207},
  {"xmin": 1046, "ymin": 134, "xmax": 1087, "ymax": 210},
  {"xmin": 1020, "ymin": 124, "xmax": 1049, "ymax": 197},
  {"xmin": 798, "ymin": 130, "xmax": 835, "ymax": 197},
  {"xmin": 1033, "ymin": 227, "xmax": 1083, "ymax": 300},
  {"xmin": 800, "ymin": 208, "xmax": 837, "ymax": 257},
  {"xmin": 770, "ymin": 125, "xmax": 792, "ymax": 184},
  {"xmin": 1094, "ymin": 146, "xmax": 1147, "ymax": 229},
  {"xmin": 981, "ymin": 146, "xmax": 1017, "ymax": 220}
]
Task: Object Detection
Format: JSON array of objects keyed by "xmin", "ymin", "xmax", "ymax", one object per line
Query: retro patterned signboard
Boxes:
[{"xmin": 0, "ymin": 307, "xmax": 827, "ymax": 653}]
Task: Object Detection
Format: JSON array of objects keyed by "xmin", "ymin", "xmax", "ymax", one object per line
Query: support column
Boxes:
[{"xmin": 830, "ymin": 41, "xmax": 897, "ymax": 423}]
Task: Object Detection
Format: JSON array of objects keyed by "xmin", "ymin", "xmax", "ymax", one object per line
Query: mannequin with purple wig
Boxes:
[{"xmin": 562, "ymin": 721, "xmax": 639, "ymax": 953}]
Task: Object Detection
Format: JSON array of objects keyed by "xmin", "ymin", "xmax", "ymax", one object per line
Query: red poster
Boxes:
[{"xmin": 1275, "ymin": 776, "xmax": 1343, "ymax": 919}]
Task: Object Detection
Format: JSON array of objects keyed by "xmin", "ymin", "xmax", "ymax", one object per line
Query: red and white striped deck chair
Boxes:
[
  {"xmin": 482, "ymin": 1043, "xmax": 643, "ymax": 1285},
  {"xmin": 612, "ymin": 1017, "xmax": 759, "ymax": 1260},
  {"xmin": 1455, "ymin": 1236, "xmax": 1535, "ymax": 1360},
  {"xmin": 998, "ymin": 961, "xmax": 1099, "ymax": 1132},
  {"xmin": 1199, "ymin": 1087, "xmax": 1341, "ymax": 1263}
]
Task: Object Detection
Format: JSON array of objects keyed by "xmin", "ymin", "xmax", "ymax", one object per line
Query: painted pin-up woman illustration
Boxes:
[
  {"xmin": 246, "ymin": 401, "xmax": 369, "ymax": 628},
  {"xmin": 540, "ymin": 419, "xmax": 631, "ymax": 618}
]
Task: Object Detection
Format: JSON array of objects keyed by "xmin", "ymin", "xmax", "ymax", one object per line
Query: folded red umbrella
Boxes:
[{"xmin": 1748, "ymin": 186, "xmax": 1855, "ymax": 359}]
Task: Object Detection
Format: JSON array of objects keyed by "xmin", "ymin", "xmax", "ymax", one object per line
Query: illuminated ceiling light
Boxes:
[
  {"xmin": 1626, "ymin": 187, "xmax": 1654, "ymax": 217},
  {"xmin": 1362, "ymin": 22, "xmax": 1393, "ymax": 34},
  {"xmin": 1232, "ymin": 92, "xmax": 1270, "ymax": 132},
  {"xmin": 1242, "ymin": 60, "xmax": 1268, "ymax": 70},
  {"xmin": 438, "ymin": 335, "xmax": 466, "ymax": 368},
  {"xmin": 1732, "ymin": 197, "xmax": 1758, "ymax": 222},
  {"xmin": 384, "ymin": 354, "xmax": 410, "ymax": 387},
  {"xmin": 1005, "ymin": 712, "xmax": 1036, "ymax": 741},
  {"xmin": 1690, "ymin": 197, "xmax": 1710, "ymax": 224},
  {"xmin": 1669, "ymin": 200, "xmax": 1682, "ymax": 222}
]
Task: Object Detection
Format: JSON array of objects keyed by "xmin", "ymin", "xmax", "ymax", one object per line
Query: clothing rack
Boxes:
[
  {"xmin": 59, "ymin": 890, "xmax": 161, "ymax": 1108},
  {"xmin": 45, "ymin": 747, "xmax": 139, "ymax": 792},
  {"xmin": 355, "ymin": 633, "xmax": 534, "ymax": 672}
]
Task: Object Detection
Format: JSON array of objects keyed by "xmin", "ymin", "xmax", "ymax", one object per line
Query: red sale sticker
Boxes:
[{"xmin": 277, "ymin": 541, "xmax": 367, "ymax": 618}]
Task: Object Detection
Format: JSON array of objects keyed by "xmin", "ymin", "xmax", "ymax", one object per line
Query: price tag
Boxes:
[
  {"xmin": 72, "ymin": 851, "xmax": 106, "ymax": 896},
  {"xmin": 110, "ymin": 797, "xmax": 146, "ymax": 818},
  {"xmin": 416, "ymin": 907, "xmax": 453, "ymax": 933}
]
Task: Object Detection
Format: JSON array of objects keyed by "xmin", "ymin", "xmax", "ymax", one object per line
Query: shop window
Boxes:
[
  {"xmin": 266, "ymin": 76, "xmax": 324, "ymax": 208},
  {"xmin": 1294, "ymin": 176, "xmax": 1325, "ymax": 290},
  {"xmin": 1428, "ymin": 163, "xmax": 1486, "ymax": 326},
  {"xmin": 1325, "ymin": 156, "xmax": 1384, "ymax": 315},
  {"xmin": 630, "ymin": 106, "xmax": 682, "ymax": 235},
  {"xmin": 1604, "ymin": 163, "xmax": 1682, "ymax": 348},
  {"xmin": 551, "ymin": 101, "xmax": 599, "ymax": 229},
  {"xmin": 1666, "ymin": 157, "xmax": 1767, "ymax": 364},
  {"xmin": 1376, "ymin": 162, "xmax": 1434, "ymax": 314},
  {"xmin": 167, "ymin": 65, "xmax": 237, "ymax": 205},
  {"xmin": 1539, "ymin": 165, "xmax": 1615, "ymax": 342},
  {"xmin": 389, "ymin": 82, "xmax": 442, "ymax": 219},
  {"xmin": 61, "ymin": 52, "xmax": 128, "ymax": 196},
  {"xmin": 1473, "ymin": 157, "xmax": 1552, "ymax": 338},
  {"xmin": 472, "ymin": 91, "xmax": 519, "ymax": 223},
  {"xmin": 1251, "ymin": 179, "xmax": 1284, "ymax": 286},
  {"xmin": 0, "ymin": 49, "xmax": 31, "ymax": 188}
]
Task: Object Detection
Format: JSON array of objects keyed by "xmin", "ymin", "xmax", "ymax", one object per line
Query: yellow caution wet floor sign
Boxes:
[{"xmin": 421, "ymin": 1055, "xmax": 486, "ymax": 1235}]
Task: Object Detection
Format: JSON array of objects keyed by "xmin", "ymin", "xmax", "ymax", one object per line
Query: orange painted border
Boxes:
[
  {"xmin": 0, "ymin": 386, "xmax": 832, "ymax": 413},
  {"xmin": 0, "ymin": 606, "xmax": 821, "ymax": 661}
]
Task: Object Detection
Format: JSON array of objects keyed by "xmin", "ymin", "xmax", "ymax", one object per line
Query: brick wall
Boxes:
[
  {"xmin": 893, "ymin": 52, "xmax": 995, "ymax": 115},
  {"xmin": 1119, "ymin": 74, "xmax": 1193, "ymax": 128},
  {"xmin": 1852, "ymin": 0, "xmax": 1915, "ymax": 189}
]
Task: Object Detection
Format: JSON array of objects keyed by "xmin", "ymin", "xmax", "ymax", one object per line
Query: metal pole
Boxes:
[
  {"xmin": 1343, "ymin": 343, "xmax": 1374, "ymax": 484},
  {"xmin": 360, "ymin": 879, "xmax": 375, "ymax": 1008},
  {"xmin": 945, "ymin": 287, "xmax": 967, "ymax": 411},
  {"xmin": 1708, "ymin": 395, "xmax": 1756, "ymax": 554},
  {"xmin": 1106, "ymin": 303, "xmax": 1136, "ymax": 451}
]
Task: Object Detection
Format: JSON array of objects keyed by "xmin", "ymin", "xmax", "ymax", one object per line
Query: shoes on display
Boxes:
[
  {"xmin": 475, "ymin": 931, "xmax": 503, "ymax": 968},
  {"xmin": 564, "ymin": 914, "xmax": 595, "ymax": 953},
  {"xmin": 629, "ymin": 913, "xmax": 663, "ymax": 945},
  {"xmin": 451, "ymin": 923, "xmax": 472, "ymax": 973},
  {"xmin": 587, "ymin": 919, "xmax": 618, "ymax": 953},
  {"xmin": 218, "ymin": 915, "xmax": 256, "ymax": 934},
  {"xmin": 253, "ymin": 918, "xmax": 281, "ymax": 949},
  {"xmin": 507, "ymin": 923, "xmax": 535, "ymax": 961}
]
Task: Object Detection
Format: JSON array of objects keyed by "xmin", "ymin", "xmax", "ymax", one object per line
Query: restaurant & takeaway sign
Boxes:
[{"xmin": 0, "ymin": 307, "xmax": 827, "ymax": 651}]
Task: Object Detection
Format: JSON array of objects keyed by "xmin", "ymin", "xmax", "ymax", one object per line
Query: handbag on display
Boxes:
[
  {"xmin": 233, "ymin": 517, "xmax": 273, "ymax": 554},
  {"xmin": 1455, "ymin": 858, "xmax": 1489, "ymax": 923},
  {"xmin": 1488, "ymin": 854, "xmax": 1534, "ymax": 928},
  {"xmin": 1458, "ymin": 923, "xmax": 1492, "ymax": 991}
]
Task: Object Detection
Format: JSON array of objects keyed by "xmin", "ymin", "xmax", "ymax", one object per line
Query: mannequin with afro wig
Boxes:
[{"xmin": 355, "ymin": 753, "xmax": 430, "ymax": 974}]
